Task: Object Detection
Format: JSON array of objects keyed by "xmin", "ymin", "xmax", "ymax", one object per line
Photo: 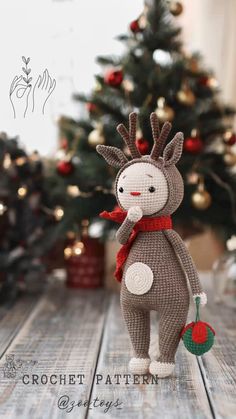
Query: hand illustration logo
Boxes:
[
  {"xmin": 9, "ymin": 57, "xmax": 56, "ymax": 118},
  {"xmin": 10, "ymin": 75, "xmax": 32, "ymax": 118},
  {"xmin": 32, "ymin": 69, "xmax": 56, "ymax": 115}
]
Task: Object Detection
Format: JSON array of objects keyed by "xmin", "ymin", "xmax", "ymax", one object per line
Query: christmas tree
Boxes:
[
  {"xmin": 55, "ymin": 0, "xmax": 236, "ymax": 243},
  {"xmin": 0, "ymin": 134, "xmax": 63, "ymax": 301}
]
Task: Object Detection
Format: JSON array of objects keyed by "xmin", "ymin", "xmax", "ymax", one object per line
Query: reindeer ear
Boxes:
[
  {"xmin": 96, "ymin": 145, "xmax": 128, "ymax": 168},
  {"xmin": 163, "ymin": 132, "xmax": 184, "ymax": 167}
]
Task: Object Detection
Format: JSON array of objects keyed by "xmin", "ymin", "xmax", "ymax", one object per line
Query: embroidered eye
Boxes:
[
  {"xmin": 148, "ymin": 186, "xmax": 155, "ymax": 193},
  {"xmin": 119, "ymin": 187, "xmax": 124, "ymax": 193}
]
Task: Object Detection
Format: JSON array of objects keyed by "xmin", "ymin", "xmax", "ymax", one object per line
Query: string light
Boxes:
[
  {"xmin": 18, "ymin": 185, "xmax": 27, "ymax": 199},
  {"xmin": 54, "ymin": 206, "xmax": 64, "ymax": 221},
  {"xmin": 64, "ymin": 240, "xmax": 85, "ymax": 259},
  {"xmin": 73, "ymin": 241, "xmax": 85, "ymax": 256},
  {"xmin": 67, "ymin": 185, "xmax": 80, "ymax": 197},
  {"xmin": 66, "ymin": 185, "xmax": 111, "ymax": 198},
  {"xmin": 0, "ymin": 202, "xmax": 7, "ymax": 215},
  {"xmin": 15, "ymin": 157, "xmax": 27, "ymax": 166},
  {"xmin": 64, "ymin": 246, "xmax": 73, "ymax": 259},
  {"xmin": 3, "ymin": 154, "xmax": 11, "ymax": 169}
]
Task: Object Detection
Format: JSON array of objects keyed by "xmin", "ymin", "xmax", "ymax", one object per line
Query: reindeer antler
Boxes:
[
  {"xmin": 117, "ymin": 112, "xmax": 141, "ymax": 159},
  {"xmin": 150, "ymin": 112, "xmax": 172, "ymax": 160}
]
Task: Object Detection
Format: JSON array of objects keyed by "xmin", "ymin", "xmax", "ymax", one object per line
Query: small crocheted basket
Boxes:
[{"xmin": 181, "ymin": 297, "xmax": 215, "ymax": 355}]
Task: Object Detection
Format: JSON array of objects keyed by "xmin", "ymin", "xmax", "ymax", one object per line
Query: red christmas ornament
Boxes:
[
  {"xmin": 104, "ymin": 70, "xmax": 123, "ymax": 87},
  {"xmin": 130, "ymin": 19, "xmax": 141, "ymax": 33},
  {"xmin": 184, "ymin": 136, "xmax": 204, "ymax": 154},
  {"xmin": 57, "ymin": 160, "xmax": 74, "ymax": 176},
  {"xmin": 86, "ymin": 102, "xmax": 97, "ymax": 113},
  {"xmin": 60, "ymin": 138, "xmax": 68, "ymax": 150},
  {"xmin": 224, "ymin": 132, "xmax": 236, "ymax": 146},
  {"xmin": 135, "ymin": 138, "xmax": 149, "ymax": 155},
  {"xmin": 198, "ymin": 76, "xmax": 209, "ymax": 87}
]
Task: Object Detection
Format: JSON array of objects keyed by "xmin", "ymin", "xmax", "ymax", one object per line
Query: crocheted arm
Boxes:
[
  {"xmin": 164, "ymin": 229, "xmax": 207, "ymax": 305},
  {"xmin": 116, "ymin": 206, "xmax": 143, "ymax": 244}
]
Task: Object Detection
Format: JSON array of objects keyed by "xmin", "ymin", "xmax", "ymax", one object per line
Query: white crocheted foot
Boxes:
[
  {"xmin": 129, "ymin": 357, "xmax": 150, "ymax": 374},
  {"xmin": 149, "ymin": 361, "xmax": 175, "ymax": 378}
]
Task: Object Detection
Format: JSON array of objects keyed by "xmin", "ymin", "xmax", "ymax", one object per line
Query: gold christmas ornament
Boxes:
[
  {"xmin": 155, "ymin": 97, "xmax": 175, "ymax": 123},
  {"xmin": 177, "ymin": 87, "xmax": 195, "ymax": 106},
  {"xmin": 94, "ymin": 81, "xmax": 102, "ymax": 92},
  {"xmin": 207, "ymin": 77, "xmax": 219, "ymax": 89},
  {"xmin": 67, "ymin": 185, "xmax": 80, "ymax": 197},
  {"xmin": 191, "ymin": 190, "xmax": 212, "ymax": 210},
  {"xmin": 191, "ymin": 178, "xmax": 212, "ymax": 210},
  {"xmin": 224, "ymin": 153, "xmax": 236, "ymax": 166},
  {"xmin": 15, "ymin": 156, "xmax": 27, "ymax": 166},
  {"xmin": 88, "ymin": 124, "xmax": 105, "ymax": 147},
  {"xmin": 169, "ymin": 1, "xmax": 183, "ymax": 16},
  {"xmin": 18, "ymin": 185, "xmax": 27, "ymax": 199},
  {"xmin": 122, "ymin": 79, "xmax": 135, "ymax": 93},
  {"xmin": 3, "ymin": 153, "xmax": 11, "ymax": 169},
  {"xmin": 54, "ymin": 206, "xmax": 64, "ymax": 221}
]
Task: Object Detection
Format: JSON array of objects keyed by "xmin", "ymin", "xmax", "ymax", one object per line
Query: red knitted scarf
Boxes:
[{"xmin": 100, "ymin": 207, "xmax": 172, "ymax": 282}]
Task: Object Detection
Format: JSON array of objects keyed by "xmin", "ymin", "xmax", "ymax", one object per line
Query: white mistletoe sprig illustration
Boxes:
[
  {"xmin": 9, "ymin": 56, "xmax": 56, "ymax": 118},
  {"xmin": 22, "ymin": 56, "xmax": 32, "ymax": 85}
]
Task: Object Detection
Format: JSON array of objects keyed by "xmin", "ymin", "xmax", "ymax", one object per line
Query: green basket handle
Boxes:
[{"xmin": 195, "ymin": 296, "xmax": 201, "ymax": 322}]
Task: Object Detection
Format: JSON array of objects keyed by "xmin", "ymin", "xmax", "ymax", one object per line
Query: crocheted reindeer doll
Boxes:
[{"xmin": 97, "ymin": 113, "xmax": 207, "ymax": 378}]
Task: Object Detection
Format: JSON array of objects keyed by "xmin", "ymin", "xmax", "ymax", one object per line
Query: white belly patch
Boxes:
[{"xmin": 125, "ymin": 262, "xmax": 154, "ymax": 295}]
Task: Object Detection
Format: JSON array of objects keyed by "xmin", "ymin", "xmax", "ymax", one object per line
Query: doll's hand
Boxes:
[
  {"xmin": 127, "ymin": 206, "xmax": 143, "ymax": 223},
  {"xmin": 193, "ymin": 292, "xmax": 207, "ymax": 306}
]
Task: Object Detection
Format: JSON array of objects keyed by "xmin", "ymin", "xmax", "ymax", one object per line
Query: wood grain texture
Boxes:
[
  {"xmin": 87, "ymin": 294, "xmax": 213, "ymax": 419},
  {"xmin": 0, "ymin": 293, "xmax": 39, "ymax": 358},
  {"xmin": 0, "ymin": 273, "xmax": 235, "ymax": 419},
  {"xmin": 197, "ymin": 297, "xmax": 236, "ymax": 418},
  {"xmin": 0, "ymin": 284, "xmax": 108, "ymax": 419}
]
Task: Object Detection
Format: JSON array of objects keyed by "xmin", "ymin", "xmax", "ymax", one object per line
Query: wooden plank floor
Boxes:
[{"xmin": 0, "ymin": 276, "xmax": 235, "ymax": 419}]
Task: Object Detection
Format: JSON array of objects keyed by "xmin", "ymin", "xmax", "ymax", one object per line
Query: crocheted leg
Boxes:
[
  {"xmin": 121, "ymin": 303, "xmax": 150, "ymax": 374},
  {"xmin": 150, "ymin": 307, "xmax": 188, "ymax": 378}
]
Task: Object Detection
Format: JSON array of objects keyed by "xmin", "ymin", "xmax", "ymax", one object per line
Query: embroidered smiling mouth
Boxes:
[{"xmin": 130, "ymin": 192, "xmax": 141, "ymax": 196}]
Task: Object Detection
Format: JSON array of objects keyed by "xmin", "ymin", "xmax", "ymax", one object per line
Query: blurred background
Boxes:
[{"xmin": 0, "ymin": 0, "xmax": 236, "ymax": 304}]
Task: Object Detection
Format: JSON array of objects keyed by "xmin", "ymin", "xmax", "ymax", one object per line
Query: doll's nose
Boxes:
[{"xmin": 130, "ymin": 192, "xmax": 141, "ymax": 196}]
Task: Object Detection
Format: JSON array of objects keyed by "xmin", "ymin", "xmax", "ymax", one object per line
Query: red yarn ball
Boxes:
[
  {"xmin": 57, "ymin": 160, "xmax": 74, "ymax": 176},
  {"xmin": 130, "ymin": 19, "xmax": 141, "ymax": 33},
  {"xmin": 135, "ymin": 138, "xmax": 149, "ymax": 155},
  {"xmin": 104, "ymin": 70, "xmax": 123, "ymax": 87},
  {"xmin": 183, "ymin": 136, "xmax": 203, "ymax": 154}
]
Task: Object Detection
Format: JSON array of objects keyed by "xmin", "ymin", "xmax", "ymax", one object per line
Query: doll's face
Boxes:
[{"xmin": 116, "ymin": 161, "xmax": 168, "ymax": 215}]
